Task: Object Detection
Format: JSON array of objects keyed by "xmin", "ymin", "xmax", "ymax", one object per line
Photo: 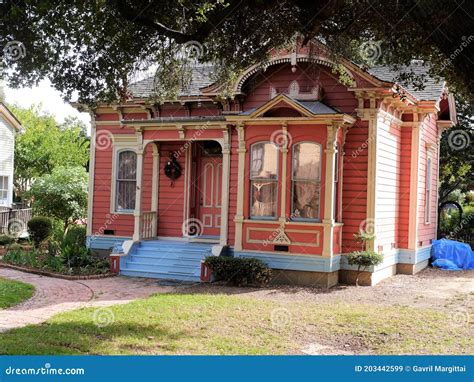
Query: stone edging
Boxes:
[{"xmin": 0, "ymin": 262, "xmax": 118, "ymax": 280}]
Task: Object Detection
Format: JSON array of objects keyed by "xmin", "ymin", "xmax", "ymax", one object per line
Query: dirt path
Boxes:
[{"xmin": 182, "ymin": 268, "xmax": 474, "ymax": 311}]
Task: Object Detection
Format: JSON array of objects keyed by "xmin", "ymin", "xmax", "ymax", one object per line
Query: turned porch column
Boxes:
[
  {"xmin": 133, "ymin": 139, "xmax": 145, "ymax": 242},
  {"xmin": 322, "ymin": 123, "xmax": 339, "ymax": 257},
  {"xmin": 234, "ymin": 123, "xmax": 246, "ymax": 251},
  {"xmin": 219, "ymin": 127, "xmax": 231, "ymax": 246}
]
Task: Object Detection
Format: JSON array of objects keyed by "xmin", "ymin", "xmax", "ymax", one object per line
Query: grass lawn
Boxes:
[
  {"xmin": 0, "ymin": 293, "xmax": 472, "ymax": 355},
  {"xmin": 0, "ymin": 277, "xmax": 35, "ymax": 309}
]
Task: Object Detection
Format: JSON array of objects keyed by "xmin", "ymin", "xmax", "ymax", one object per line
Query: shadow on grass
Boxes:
[{"xmin": 0, "ymin": 320, "xmax": 190, "ymax": 355}]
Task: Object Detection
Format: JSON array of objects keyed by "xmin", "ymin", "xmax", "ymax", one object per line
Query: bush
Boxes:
[
  {"xmin": 62, "ymin": 225, "xmax": 87, "ymax": 248},
  {"xmin": 0, "ymin": 234, "xmax": 16, "ymax": 246},
  {"xmin": 347, "ymin": 250, "xmax": 384, "ymax": 286},
  {"xmin": 203, "ymin": 256, "xmax": 272, "ymax": 286},
  {"xmin": 27, "ymin": 216, "xmax": 53, "ymax": 247}
]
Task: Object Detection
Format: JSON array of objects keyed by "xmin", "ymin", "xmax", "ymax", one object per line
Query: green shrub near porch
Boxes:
[{"xmin": 203, "ymin": 256, "xmax": 272, "ymax": 286}]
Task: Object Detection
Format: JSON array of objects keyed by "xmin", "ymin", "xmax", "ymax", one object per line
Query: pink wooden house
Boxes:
[{"xmin": 80, "ymin": 43, "xmax": 457, "ymax": 286}]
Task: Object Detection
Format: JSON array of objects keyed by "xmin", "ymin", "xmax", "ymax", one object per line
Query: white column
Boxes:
[
  {"xmin": 133, "ymin": 148, "xmax": 144, "ymax": 242},
  {"xmin": 322, "ymin": 123, "xmax": 338, "ymax": 257},
  {"xmin": 366, "ymin": 112, "xmax": 378, "ymax": 251},
  {"xmin": 408, "ymin": 117, "xmax": 422, "ymax": 250},
  {"xmin": 86, "ymin": 113, "xmax": 96, "ymax": 237},
  {"xmin": 234, "ymin": 123, "xmax": 246, "ymax": 251},
  {"xmin": 219, "ymin": 127, "xmax": 231, "ymax": 246},
  {"xmin": 279, "ymin": 121, "xmax": 288, "ymax": 222},
  {"xmin": 151, "ymin": 143, "xmax": 159, "ymax": 237}
]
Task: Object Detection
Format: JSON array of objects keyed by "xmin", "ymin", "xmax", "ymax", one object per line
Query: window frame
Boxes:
[
  {"xmin": 424, "ymin": 154, "xmax": 433, "ymax": 224},
  {"xmin": 0, "ymin": 176, "xmax": 8, "ymax": 205},
  {"xmin": 249, "ymin": 141, "xmax": 279, "ymax": 220},
  {"xmin": 114, "ymin": 149, "xmax": 137, "ymax": 214},
  {"xmin": 290, "ymin": 141, "xmax": 322, "ymax": 222}
]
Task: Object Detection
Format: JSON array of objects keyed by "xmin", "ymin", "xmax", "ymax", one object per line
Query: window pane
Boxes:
[
  {"xmin": 292, "ymin": 181, "xmax": 319, "ymax": 219},
  {"xmin": 251, "ymin": 181, "xmax": 277, "ymax": 217},
  {"xmin": 250, "ymin": 142, "xmax": 278, "ymax": 179},
  {"xmin": 118, "ymin": 151, "xmax": 137, "ymax": 180},
  {"xmin": 117, "ymin": 180, "xmax": 136, "ymax": 210},
  {"xmin": 0, "ymin": 176, "xmax": 7, "ymax": 191},
  {"xmin": 293, "ymin": 143, "xmax": 321, "ymax": 180}
]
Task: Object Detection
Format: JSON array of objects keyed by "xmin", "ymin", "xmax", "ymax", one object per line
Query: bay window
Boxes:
[
  {"xmin": 291, "ymin": 142, "xmax": 321, "ymax": 220},
  {"xmin": 116, "ymin": 150, "xmax": 137, "ymax": 212},
  {"xmin": 250, "ymin": 142, "xmax": 278, "ymax": 218}
]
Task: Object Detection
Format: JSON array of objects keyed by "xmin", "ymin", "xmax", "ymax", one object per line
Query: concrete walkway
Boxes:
[{"xmin": 0, "ymin": 268, "xmax": 177, "ymax": 332}]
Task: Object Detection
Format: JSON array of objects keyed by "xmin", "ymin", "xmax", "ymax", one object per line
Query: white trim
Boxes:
[
  {"xmin": 366, "ymin": 113, "xmax": 378, "ymax": 251},
  {"xmin": 408, "ymin": 122, "xmax": 421, "ymax": 249},
  {"xmin": 219, "ymin": 128, "xmax": 231, "ymax": 246},
  {"xmin": 86, "ymin": 114, "xmax": 97, "ymax": 235},
  {"xmin": 133, "ymin": 147, "xmax": 144, "ymax": 241},
  {"xmin": 234, "ymin": 123, "xmax": 246, "ymax": 251}
]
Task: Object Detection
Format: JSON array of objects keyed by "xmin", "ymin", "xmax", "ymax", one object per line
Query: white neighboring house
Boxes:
[{"xmin": 0, "ymin": 103, "xmax": 21, "ymax": 207}]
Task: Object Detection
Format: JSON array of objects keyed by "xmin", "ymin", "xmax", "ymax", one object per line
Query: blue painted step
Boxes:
[{"xmin": 120, "ymin": 240, "xmax": 213, "ymax": 282}]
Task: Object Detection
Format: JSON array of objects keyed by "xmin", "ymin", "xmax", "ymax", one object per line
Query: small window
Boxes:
[
  {"xmin": 424, "ymin": 156, "xmax": 432, "ymax": 223},
  {"xmin": 250, "ymin": 142, "xmax": 278, "ymax": 218},
  {"xmin": 116, "ymin": 151, "xmax": 137, "ymax": 212},
  {"xmin": 0, "ymin": 176, "xmax": 8, "ymax": 204},
  {"xmin": 291, "ymin": 142, "xmax": 321, "ymax": 220}
]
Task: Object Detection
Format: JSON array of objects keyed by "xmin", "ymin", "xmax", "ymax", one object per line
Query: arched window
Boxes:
[
  {"xmin": 250, "ymin": 142, "xmax": 278, "ymax": 218},
  {"xmin": 116, "ymin": 150, "xmax": 137, "ymax": 211},
  {"xmin": 291, "ymin": 142, "xmax": 322, "ymax": 220}
]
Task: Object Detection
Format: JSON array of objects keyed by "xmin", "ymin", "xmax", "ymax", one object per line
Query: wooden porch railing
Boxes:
[
  {"xmin": 142, "ymin": 211, "xmax": 157, "ymax": 239},
  {"xmin": 0, "ymin": 207, "xmax": 32, "ymax": 236}
]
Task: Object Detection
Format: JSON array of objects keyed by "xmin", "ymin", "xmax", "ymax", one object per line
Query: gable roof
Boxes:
[
  {"xmin": 0, "ymin": 103, "xmax": 22, "ymax": 131},
  {"xmin": 240, "ymin": 95, "xmax": 340, "ymax": 117},
  {"xmin": 128, "ymin": 65, "xmax": 215, "ymax": 98},
  {"xmin": 368, "ymin": 62, "xmax": 445, "ymax": 101},
  {"xmin": 128, "ymin": 62, "xmax": 445, "ymax": 103}
]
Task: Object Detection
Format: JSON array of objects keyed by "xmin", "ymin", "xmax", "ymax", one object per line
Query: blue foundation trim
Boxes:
[{"xmin": 86, "ymin": 235, "xmax": 132, "ymax": 251}]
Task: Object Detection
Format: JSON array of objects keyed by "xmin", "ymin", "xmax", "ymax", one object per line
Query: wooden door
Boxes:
[{"xmin": 197, "ymin": 156, "xmax": 222, "ymax": 237}]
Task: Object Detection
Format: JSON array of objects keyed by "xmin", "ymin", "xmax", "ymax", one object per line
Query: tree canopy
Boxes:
[
  {"xmin": 26, "ymin": 166, "xmax": 88, "ymax": 228},
  {"xmin": 1, "ymin": 1, "xmax": 473, "ymax": 105},
  {"xmin": 10, "ymin": 105, "xmax": 89, "ymax": 196}
]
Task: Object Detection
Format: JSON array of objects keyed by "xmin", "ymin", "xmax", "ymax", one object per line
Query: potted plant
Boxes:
[{"xmin": 347, "ymin": 231, "xmax": 384, "ymax": 286}]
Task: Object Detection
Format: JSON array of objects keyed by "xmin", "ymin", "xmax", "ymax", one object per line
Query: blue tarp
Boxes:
[{"xmin": 431, "ymin": 239, "xmax": 474, "ymax": 270}]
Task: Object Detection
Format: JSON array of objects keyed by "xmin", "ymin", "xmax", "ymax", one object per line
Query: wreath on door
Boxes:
[{"xmin": 164, "ymin": 152, "xmax": 182, "ymax": 187}]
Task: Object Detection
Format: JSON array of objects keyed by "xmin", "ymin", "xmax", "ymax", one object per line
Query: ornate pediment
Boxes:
[{"xmin": 270, "ymin": 80, "xmax": 322, "ymax": 101}]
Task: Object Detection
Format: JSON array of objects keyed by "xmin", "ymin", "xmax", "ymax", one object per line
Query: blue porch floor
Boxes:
[{"xmin": 120, "ymin": 240, "xmax": 213, "ymax": 282}]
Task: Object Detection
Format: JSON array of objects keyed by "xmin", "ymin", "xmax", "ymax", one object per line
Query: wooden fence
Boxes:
[{"xmin": 0, "ymin": 207, "xmax": 32, "ymax": 237}]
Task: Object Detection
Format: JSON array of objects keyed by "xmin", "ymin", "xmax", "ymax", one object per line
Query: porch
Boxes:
[{"xmin": 0, "ymin": 205, "xmax": 32, "ymax": 237}]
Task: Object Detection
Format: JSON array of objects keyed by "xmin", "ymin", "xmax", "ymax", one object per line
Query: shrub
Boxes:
[
  {"xmin": 62, "ymin": 225, "xmax": 87, "ymax": 248},
  {"xmin": 347, "ymin": 250, "xmax": 384, "ymax": 286},
  {"xmin": 27, "ymin": 216, "xmax": 53, "ymax": 247},
  {"xmin": 0, "ymin": 234, "xmax": 16, "ymax": 246},
  {"xmin": 203, "ymin": 256, "xmax": 272, "ymax": 286}
]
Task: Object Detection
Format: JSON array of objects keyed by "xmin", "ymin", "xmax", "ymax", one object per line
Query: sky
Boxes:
[{"xmin": 4, "ymin": 79, "xmax": 92, "ymax": 133}]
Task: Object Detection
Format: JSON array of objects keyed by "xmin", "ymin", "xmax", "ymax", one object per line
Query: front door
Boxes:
[{"xmin": 197, "ymin": 156, "xmax": 222, "ymax": 237}]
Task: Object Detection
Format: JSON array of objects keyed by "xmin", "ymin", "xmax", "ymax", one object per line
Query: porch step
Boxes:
[{"xmin": 119, "ymin": 240, "xmax": 213, "ymax": 282}]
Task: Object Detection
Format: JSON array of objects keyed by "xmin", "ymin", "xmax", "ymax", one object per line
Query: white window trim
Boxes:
[
  {"xmin": 290, "ymin": 141, "xmax": 323, "ymax": 222},
  {"xmin": 0, "ymin": 175, "xmax": 9, "ymax": 206},
  {"xmin": 110, "ymin": 136, "xmax": 140, "ymax": 215},
  {"xmin": 249, "ymin": 141, "xmax": 279, "ymax": 220},
  {"xmin": 424, "ymin": 153, "xmax": 433, "ymax": 224}
]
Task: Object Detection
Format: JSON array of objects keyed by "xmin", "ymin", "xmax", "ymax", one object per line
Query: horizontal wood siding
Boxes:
[
  {"xmin": 157, "ymin": 142, "xmax": 187, "ymax": 237},
  {"xmin": 341, "ymin": 121, "xmax": 369, "ymax": 253},
  {"xmin": 398, "ymin": 126, "xmax": 412, "ymax": 248},
  {"xmin": 417, "ymin": 114, "xmax": 439, "ymax": 247},
  {"xmin": 375, "ymin": 118, "xmax": 402, "ymax": 252}
]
